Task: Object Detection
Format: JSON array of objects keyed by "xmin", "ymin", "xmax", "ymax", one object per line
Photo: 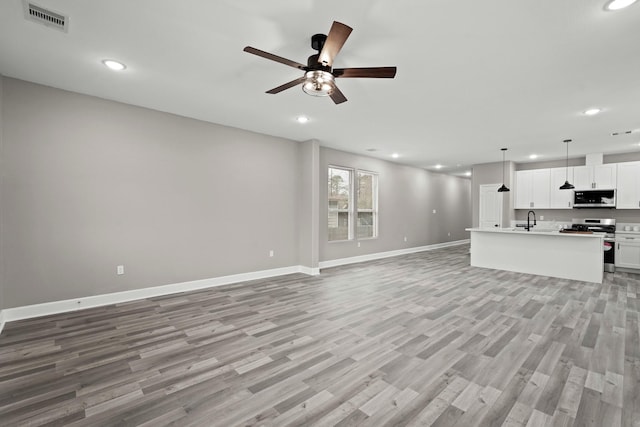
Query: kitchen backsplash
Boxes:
[{"xmin": 513, "ymin": 209, "xmax": 640, "ymax": 223}]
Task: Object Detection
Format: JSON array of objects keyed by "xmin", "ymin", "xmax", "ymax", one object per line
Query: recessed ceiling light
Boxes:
[
  {"xmin": 435, "ymin": 164, "xmax": 443, "ymax": 169},
  {"xmin": 605, "ymin": 0, "xmax": 637, "ymax": 10},
  {"xmin": 296, "ymin": 116, "xmax": 309, "ymax": 123},
  {"xmin": 391, "ymin": 153, "xmax": 399, "ymax": 159},
  {"xmin": 465, "ymin": 171, "xmax": 472, "ymax": 176},
  {"xmin": 584, "ymin": 108, "xmax": 601, "ymax": 116},
  {"xmin": 529, "ymin": 154, "xmax": 538, "ymax": 160},
  {"xmin": 102, "ymin": 59, "xmax": 126, "ymax": 71}
]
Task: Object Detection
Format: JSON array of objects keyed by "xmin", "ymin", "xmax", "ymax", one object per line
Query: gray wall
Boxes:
[
  {"xmin": 1, "ymin": 77, "xmax": 473, "ymax": 309},
  {"xmin": 1, "ymin": 78, "xmax": 301, "ymax": 308},
  {"xmin": 513, "ymin": 151, "xmax": 640, "ymax": 223},
  {"xmin": 319, "ymin": 148, "xmax": 472, "ymax": 262},
  {"xmin": 471, "ymin": 161, "xmax": 515, "ymax": 228},
  {"xmin": 297, "ymin": 140, "xmax": 320, "ymax": 269},
  {"xmin": 0, "ymin": 76, "xmax": 4, "ymax": 310},
  {"xmin": 514, "ymin": 151, "xmax": 640, "ymax": 222},
  {"xmin": 471, "ymin": 153, "xmax": 640, "ymax": 227}
]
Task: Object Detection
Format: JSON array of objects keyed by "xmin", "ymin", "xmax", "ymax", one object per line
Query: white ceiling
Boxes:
[{"xmin": 1, "ymin": 0, "xmax": 639, "ymax": 176}]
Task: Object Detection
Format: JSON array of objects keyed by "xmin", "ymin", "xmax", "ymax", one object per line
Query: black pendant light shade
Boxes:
[
  {"xmin": 497, "ymin": 148, "xmax": 510, "ymax": 192},
  {"xmin": 559, "ymin": 180, "xmax": 575, "ymax": 190},
  {"xmin": 559, "ymin": 139, "xmax": 575, "ymax": 190}
]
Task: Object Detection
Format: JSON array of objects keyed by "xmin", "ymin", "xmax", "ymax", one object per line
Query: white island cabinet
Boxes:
[{"xmin": 466, "ymin": 228, "xmax": 604, "ymax": 283}]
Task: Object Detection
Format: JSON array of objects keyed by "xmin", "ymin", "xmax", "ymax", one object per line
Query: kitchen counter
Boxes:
[
  {"xmin": 466, "ymin": 228, "xmax": 604, "ymax": 283},
  {"xmin": 467, "ymin": 227, "xmax": 603, "ymax": 237}
]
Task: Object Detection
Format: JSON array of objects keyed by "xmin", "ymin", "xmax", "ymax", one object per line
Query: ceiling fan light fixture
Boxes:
[{"xmin": 302, "ymin": 70, "xmax": 335, "ymax": 97}]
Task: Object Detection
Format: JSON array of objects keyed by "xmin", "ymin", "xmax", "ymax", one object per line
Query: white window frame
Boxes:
[
  {"xmin": 328, "ymin": 166, "xmax": 354, "ymax": 242},
  {"xmin": 328, "ymin": 166, "xmax": 379, "ymax": 242},
  {"xmin": 356, "ymin": 170, "xmax": 379, "ymax": 240}
]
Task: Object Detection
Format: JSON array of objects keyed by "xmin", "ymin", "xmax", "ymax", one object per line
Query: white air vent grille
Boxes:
[{"xmin": 23, "ymin": 1, "xmax": 68, "ymax": 32}]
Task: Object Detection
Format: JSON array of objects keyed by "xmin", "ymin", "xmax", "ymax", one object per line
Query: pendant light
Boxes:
[
  {"xmin": 497, "ymin": 148, "xmax": 510, "ymax": 192},
  {"xmin": 559, "ymin": 139, "xmax": 575, "ymax": 190}
]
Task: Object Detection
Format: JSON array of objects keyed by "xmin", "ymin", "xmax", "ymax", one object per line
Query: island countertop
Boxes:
[
  {"xmin": 466, "ymin": 228, "xmax": 604, "ymax": 283},
  {"xmin": 465, "ymin": 227, "xmax": 604, "ymax": 238}
]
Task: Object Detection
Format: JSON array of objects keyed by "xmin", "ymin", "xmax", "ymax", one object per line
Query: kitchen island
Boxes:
[{"xmin": 466, "ymin": 228, "xmax": 604, "ymax": 283}]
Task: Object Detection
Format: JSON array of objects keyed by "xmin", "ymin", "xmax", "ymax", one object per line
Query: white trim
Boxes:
[
  {"xmin": 298, "ymin": 265, "xmax": 320, "ymax": 276},
  {"xmin": 0, "ymin": 310, "xmax": 5, "ymax": 335},
  {"xmin": 0, "ymin": 265, "xmax": 317, "ymax": 327},
  {"xmin": 0, "ymin": 241, "xmax": 461, "ymax": 332},
  {"xmin": 319, "ymin": 239, "xmax": 470, "ymax": 269}
]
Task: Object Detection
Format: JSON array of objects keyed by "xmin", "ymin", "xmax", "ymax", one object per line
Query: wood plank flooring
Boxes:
[{"xmin": 1, "ymin": 244, "xmax": 639, "ymax": 426}]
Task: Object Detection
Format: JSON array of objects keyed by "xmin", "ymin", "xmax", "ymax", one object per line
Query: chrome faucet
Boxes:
[{"xmin": 526, "ymin": 210, "xmax": 537, "ymax": 231}]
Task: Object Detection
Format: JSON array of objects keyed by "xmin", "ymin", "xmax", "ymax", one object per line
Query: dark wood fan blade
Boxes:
[
  {"xmin": 329, "ymin": 85, "xmax": 348, "ymax": 104},
  {"xmin": 243, "ymin": 46, "xmax": 307, "ymax": 70},
  {"xmin": 318, "ymin": 22, "xmax": 353, "ymax": 67},
  {"xmin": 333, "ymin": 67, "xmax": 397, "ymax": 78},
  {"xmin": 266, "ymin": 76, "xmax": 307, "ymax": 94}
]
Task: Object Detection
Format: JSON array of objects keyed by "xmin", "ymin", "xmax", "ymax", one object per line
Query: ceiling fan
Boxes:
[{"xmin": 243, "ymin": 21, "xmax": 397, "ymax": 105}]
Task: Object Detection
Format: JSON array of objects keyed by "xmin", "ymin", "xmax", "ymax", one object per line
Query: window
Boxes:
[
  {"xmin": 328, "ymin": 167, "xmax": 352, "ymax": 241},
  {"xmin": 328, "ymin": 166, "xmax": 378, "ymax": 241},
  {"xmin": 357, "ymin": 171, "xmax": 378, "ymax": 239}
]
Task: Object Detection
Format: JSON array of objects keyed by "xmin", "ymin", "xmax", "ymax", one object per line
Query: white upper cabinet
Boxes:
[
  {"xmin": 616, "ymin": 161, "xmax": 640, "ymax": 209},
  {"xmin": 549, "ymin": 167, "xmax": 574, "ymax": 209},
  {"xmin": 515, "ymin": 169, "xmax": 550, "ymax": 209},
  {"xmin": 572, "ymin": 164, "xmax": 617, "ymax": 189}
]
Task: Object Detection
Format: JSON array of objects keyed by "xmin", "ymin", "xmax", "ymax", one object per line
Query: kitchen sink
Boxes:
[{"xmin": 508, "ymin": 227, "xmax": 558, "ymax": 233}]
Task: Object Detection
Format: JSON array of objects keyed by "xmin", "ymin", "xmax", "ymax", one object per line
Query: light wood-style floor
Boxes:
[{"xmin": 1, "ymin": 244, "xmax": 639, "ymax": 426}]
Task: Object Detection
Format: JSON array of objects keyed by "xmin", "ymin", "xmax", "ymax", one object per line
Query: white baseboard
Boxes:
[
  {"xmin": 0, "ymin": 310, "xmax": 5, "ymax": 336},
  {"xmin": 0, "ymin": 264, "xmax": 319, "ymax": 332},
  {"xmin": 319, "ymin": 239, "xmax": 470, "ymax": 269},
  {"xmin": 0, "ymin": 241, "xmax": 468, "ymax": 334},
  {"xmin": 298, "ymin": 265, "xmax": 320, "ymax": 276}
]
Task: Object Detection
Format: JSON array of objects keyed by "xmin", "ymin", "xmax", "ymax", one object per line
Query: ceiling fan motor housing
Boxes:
[
  {"xmin": 307, "ymin": 53, "xmax": 331, "ymax": 71},
  {"xmin": 311, "ymin": 33, "xmax": 327, "ymax": 51}
]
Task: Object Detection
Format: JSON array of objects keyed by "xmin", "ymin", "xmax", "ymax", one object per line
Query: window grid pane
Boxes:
[
  {"xmin": 328, "ymin": 167, "xmax": 353, "ymax": 241},
  {"xmin": 357, "ymin": 171, "xmax": 378, "ymax": 239}
]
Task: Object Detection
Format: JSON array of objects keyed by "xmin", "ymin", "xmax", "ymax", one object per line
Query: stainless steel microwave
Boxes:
[{"xmin": 573, "ymin": 189, "xmax": 616, "ymax": 208}]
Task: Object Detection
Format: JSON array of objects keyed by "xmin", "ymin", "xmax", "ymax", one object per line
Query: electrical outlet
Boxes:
[
  {"xmin": 540, "ymin": 215, "xmax": 544, "ymax": 220},
  {"xmin": 357, "ymin": 242, "xmax": 361, "ymax": 247},
  {"xmin": 432, "ymin": 209, "xmax": 437, "ymax": 214},
  {"xmin": 448, "ymin": 232, "xmax": 451, "ymax": 237},
  {"xmin": 117, "ymin": 265, "xmax": 124, "ymax": 275},
  {"xmin": 269, "ymin": 250, "xmax": 274, "ymax": 257},
  {"xmin": 404, "ymin": 236, "xmax": 408, "ymax": 242}
]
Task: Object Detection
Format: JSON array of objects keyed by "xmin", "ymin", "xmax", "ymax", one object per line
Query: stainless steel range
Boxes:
[{"xmin": 571, "ymin": 218, "xmax": 616, "ymax": 272}]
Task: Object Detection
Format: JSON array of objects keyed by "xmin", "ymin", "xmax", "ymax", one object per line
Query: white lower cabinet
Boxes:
[{"xmin": 616, "ymin": 235, "xmax": 640, "ymax": 269}]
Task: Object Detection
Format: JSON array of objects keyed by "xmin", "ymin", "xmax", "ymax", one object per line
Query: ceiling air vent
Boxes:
[{"xmin": 22, "ymin": 1, "xmax": 68, "ymax": 33}]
